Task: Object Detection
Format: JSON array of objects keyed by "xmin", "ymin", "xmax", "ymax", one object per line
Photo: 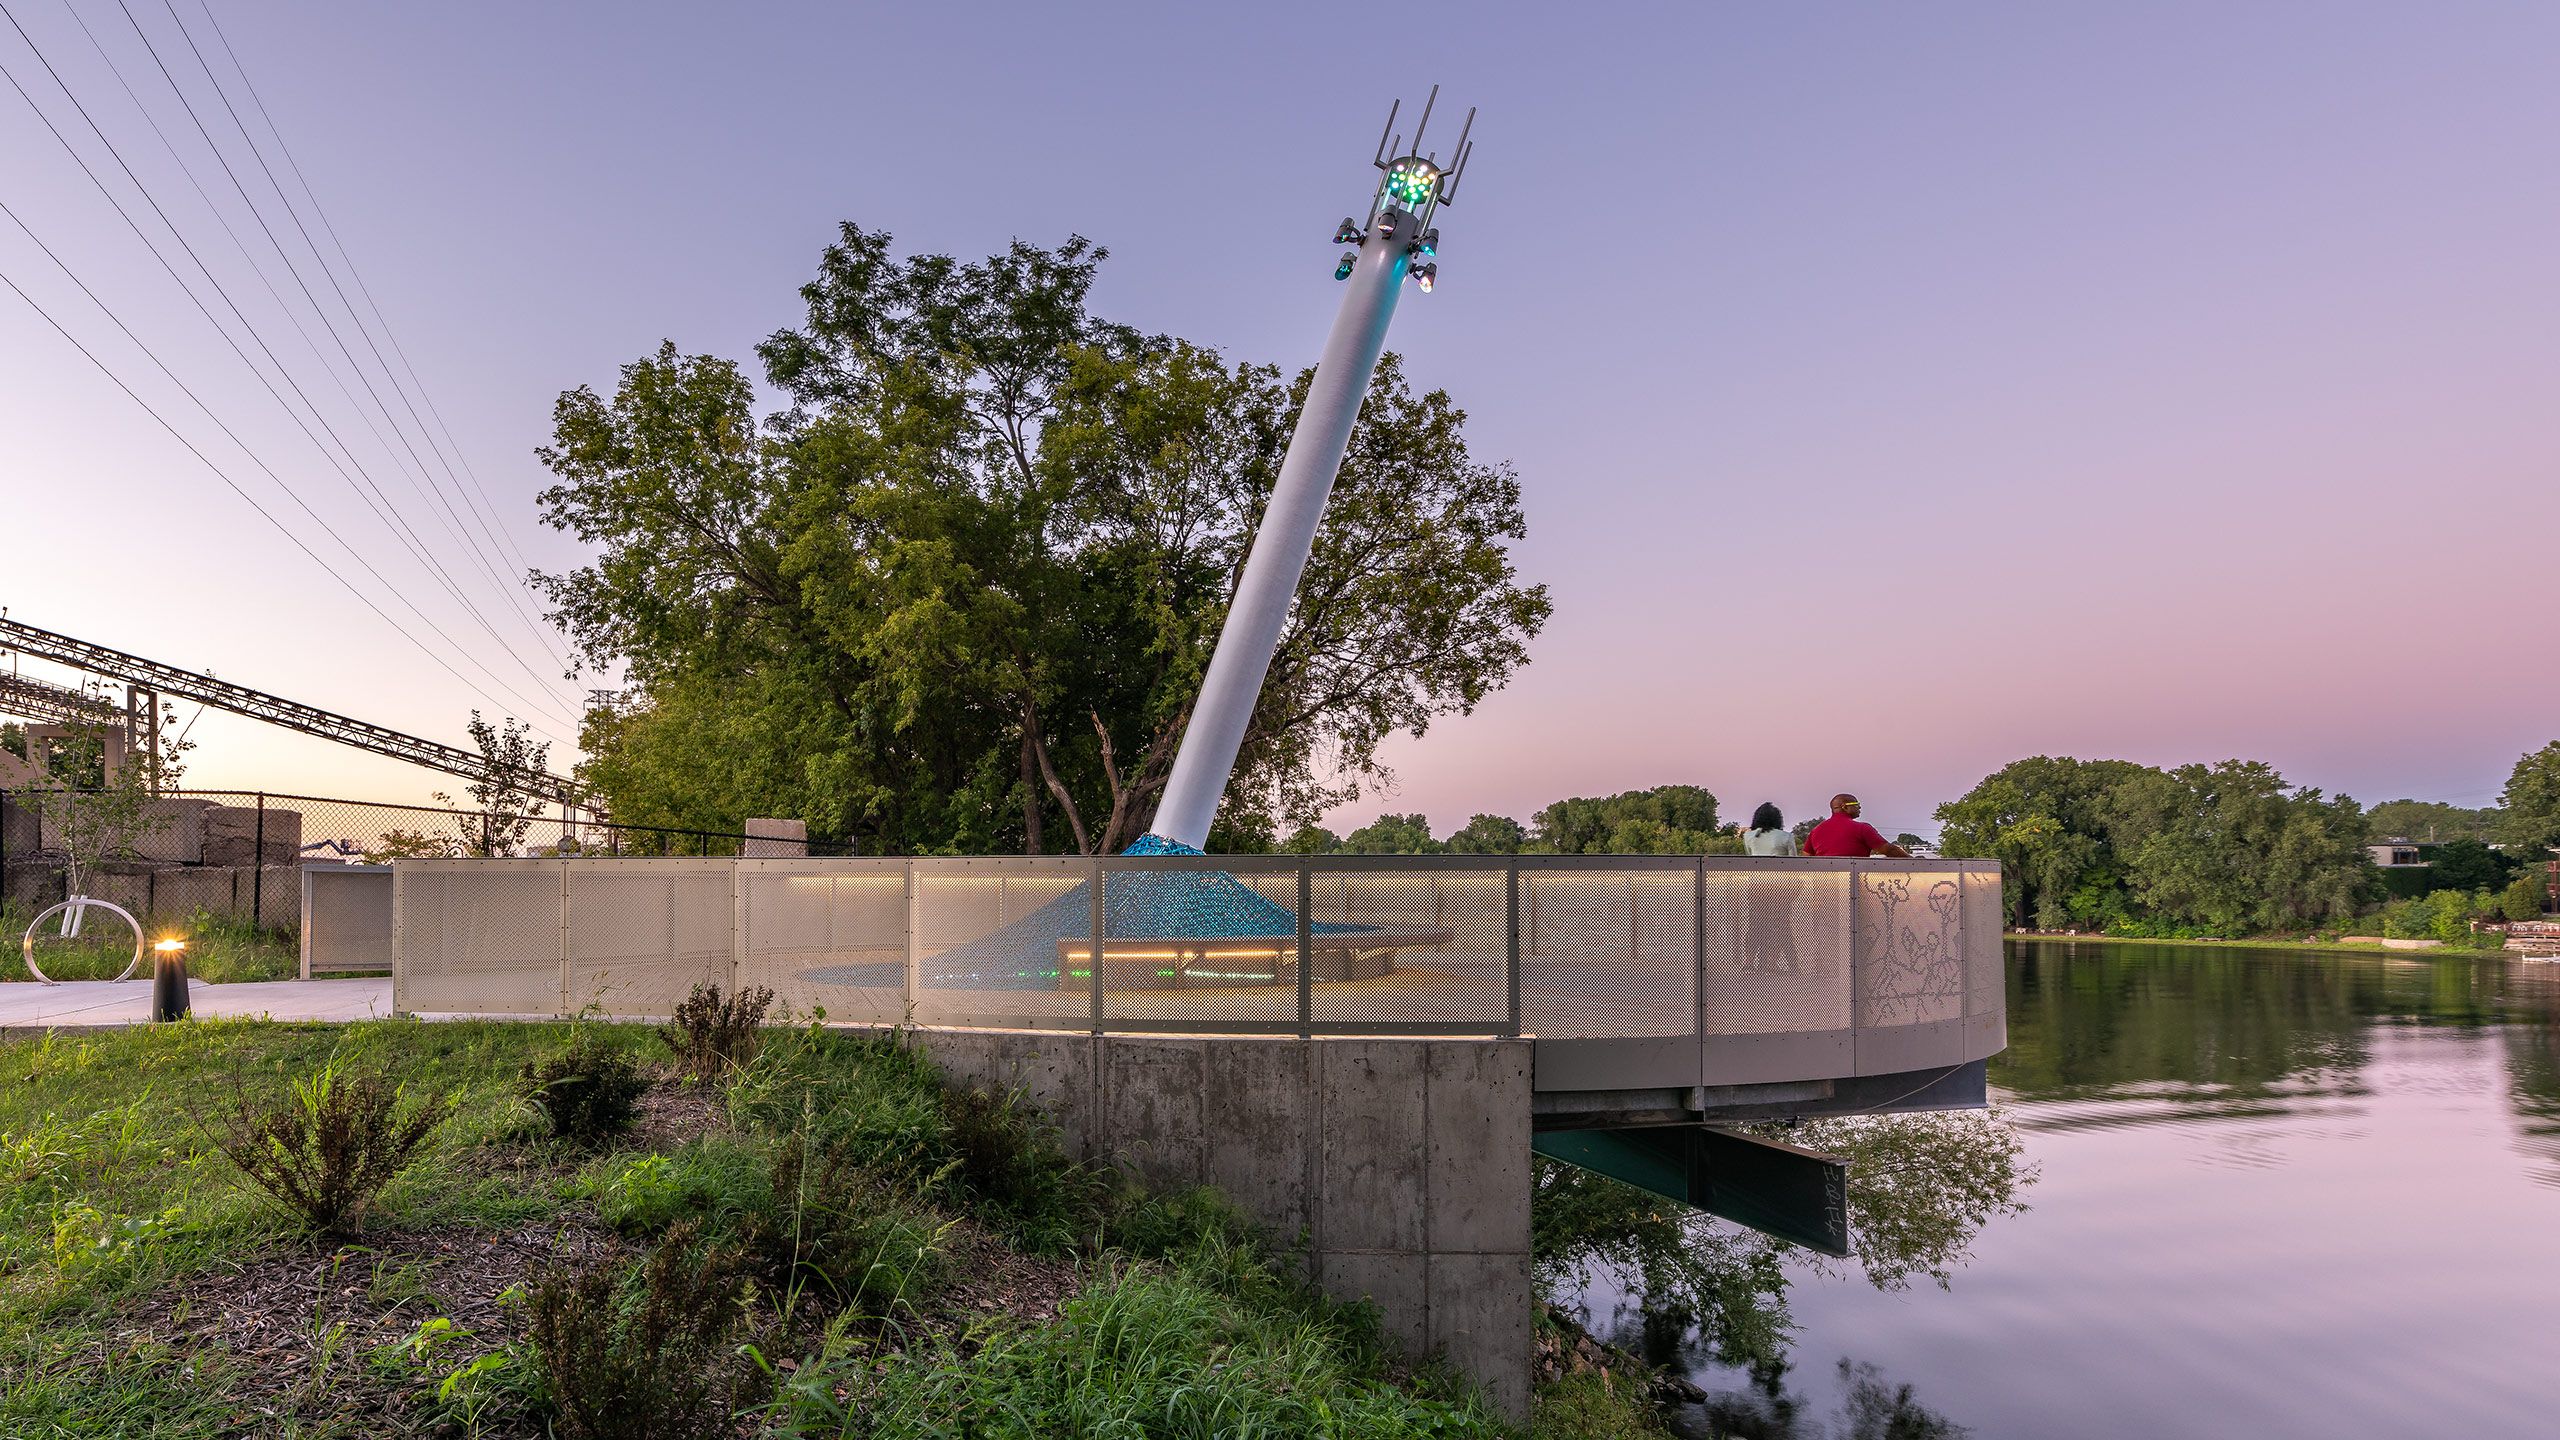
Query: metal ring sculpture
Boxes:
[{"xmin": 20, "ymin": 894, "xmax": 146, "ymax": 984}]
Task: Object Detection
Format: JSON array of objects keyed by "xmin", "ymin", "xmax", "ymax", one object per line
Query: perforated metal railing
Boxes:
[{"xmin": 392, "ymin": 855, "xmax": 2006, "ymax": 1091}]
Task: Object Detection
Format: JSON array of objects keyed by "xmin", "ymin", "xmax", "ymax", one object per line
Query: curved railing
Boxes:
[{"xmin": 390, "ymin": 854, "xmax": 2004, "ymax": 1091}]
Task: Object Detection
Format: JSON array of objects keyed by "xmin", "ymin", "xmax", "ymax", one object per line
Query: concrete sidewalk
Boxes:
[{"xmin": 0, "ymin": 978, "xmax": 394, "ymax": 1032}]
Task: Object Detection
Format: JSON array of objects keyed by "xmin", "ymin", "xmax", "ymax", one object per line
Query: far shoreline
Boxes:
[{"xmin": 2006, "ymin": 931, "xmax": 2508, "ymax": 959}]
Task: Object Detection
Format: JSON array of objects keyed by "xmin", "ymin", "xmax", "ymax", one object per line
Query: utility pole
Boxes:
[{"xmin": 1145, "ymin": 87, "xmax": 1475, "ymax": 852}]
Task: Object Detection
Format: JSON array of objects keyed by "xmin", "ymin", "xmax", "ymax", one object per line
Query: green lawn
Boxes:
[{"xmin": 0, "ymin": 1015, "xmax": 1663, "ymax": 1438}]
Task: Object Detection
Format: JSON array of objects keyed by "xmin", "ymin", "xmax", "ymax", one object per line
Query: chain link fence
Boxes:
[{"xmin": 0, "ymin": 787, "xmax": 853, "ymax": 945}]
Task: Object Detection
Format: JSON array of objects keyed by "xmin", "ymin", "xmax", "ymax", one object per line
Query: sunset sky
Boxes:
[{"xmin": 4, "ymin": 2, "xmax": 2555, "ymax": 840}]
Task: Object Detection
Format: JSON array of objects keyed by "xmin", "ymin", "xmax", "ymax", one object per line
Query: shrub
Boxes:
[
  {"xmin": 210, "ymin": 1062, "xmax": 445, "ymax": 1235},
  {"xmin": 525, "ymin": 1223, "xmax": 762, "ymax": 1440},
  {"xmin": 519, "ymin": 1032, "xmax": 651, "ymax": 1145},
  {"xmin": 659, "ymin": 983, "xmax": 776, "ymax": 1080},
  {"xmin": 752, "ymin": 1126, "xmax": 949, "ymax": 1320},
  {"xmin": 939, "ymin": 1083, "xmax": 1110, "ymax": 1254},
  {"xmin": 597, "ymin": 1140, "xmax": 771, "ymax": 1236},
  {"xmin": 2502, "ymin": 873, "xmax": 2549, "ymax": 923}
]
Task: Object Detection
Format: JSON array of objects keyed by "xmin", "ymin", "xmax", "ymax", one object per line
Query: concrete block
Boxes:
[
  {"xmin": 1098, "ymin": 1038, "xmax": 1207, "ymax": 1192},
  {"xmin": 742, "ymin": 818, "xmax": 808, "ymax": 857},
  {"xmin": 4, "ymin": 856, "xmax": 64, "ymax": 909},
  {"xmin": 0, "ymin": 793, "xmax": 34, "ymax": 855},
  {"xmin": 989, "ymin": 1033, "xmax": 1095, "ymax": 1157},
  {"xmin": 1318, "ymin": 1041, "xmax": 1427, "ymax": 1253},
  {"xmin": 1320, "ymin": 1251, "xmax": 1428, "ymax": 1352},
  {"xmin": 131, "ymin": 799, "xmax": 212, "ymax": 863},
  {"xmin": 147, "ymin": 866, "xmax": 237, "ymax": 923},
  {"xmin": 1427, "ymin": 1251, "xmax": 1533, "ymax": 1422},
  {"xmin": 1425, "ymin": 1041, "xmax": 1534, "ymax": 1255},
  {"xmin": 203, "ymin": 806, "xmax": 302, "ymax": 868},
  {"xmin": 1204, "ymin": 1039, "xmax": 1317, "ymax": 1243}
]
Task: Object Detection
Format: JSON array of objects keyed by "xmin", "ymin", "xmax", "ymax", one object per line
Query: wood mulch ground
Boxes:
[{"xmin": 118, "ymin": 1221, "xmax": 627, "ymax": 1436}]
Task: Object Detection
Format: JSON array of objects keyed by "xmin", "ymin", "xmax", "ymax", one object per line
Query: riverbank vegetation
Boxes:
[
  {"xmin": 2, "ymin": 1007, "xmax": 1708, "ymax": 1437},
  {"xmin": 1932, "ymin": 744, "xmax": 2558, "ymax": 943}
]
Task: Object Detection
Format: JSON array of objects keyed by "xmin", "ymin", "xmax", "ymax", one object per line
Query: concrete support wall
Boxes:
[{"xmin": 896, "ymin": 1027, "xmax": 1534, "ymax": 1419}]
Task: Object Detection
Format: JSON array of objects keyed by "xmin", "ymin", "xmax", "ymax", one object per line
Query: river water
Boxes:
[{"xmin": 1652, "ymin": 939, "xmax": 2560, "ymax": 1438}]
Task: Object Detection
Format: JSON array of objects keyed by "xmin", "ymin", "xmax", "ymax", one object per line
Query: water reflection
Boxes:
[{"xmin": 1570, "ymin": 941, "xmax": 2560, "ymax": 1439}]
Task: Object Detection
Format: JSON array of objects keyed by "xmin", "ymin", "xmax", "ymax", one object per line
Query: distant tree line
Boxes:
[
  {"xmin": 1274, "ymin": 785, "xmax": 1926, "ymax": 858},
  {"xmin": 1933, "ymin": 741, "xmax": 2560, "ymax": 938}
]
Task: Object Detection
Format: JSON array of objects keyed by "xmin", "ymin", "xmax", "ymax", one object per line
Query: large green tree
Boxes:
[
  {"xmin": 1938, "ymin": 756, "xmax": 2368, "ymax": 932},
  {"xmin": 1531, "ymin": 785, "xmax": 1726, "ymax": 855},
  {"xmin": 536, "ymin": 226, "xmax": 1548, "ymax": 853},
  {"xmin": 2501, "ymin": 741, "xmax": 2560, "ymax": 855}
]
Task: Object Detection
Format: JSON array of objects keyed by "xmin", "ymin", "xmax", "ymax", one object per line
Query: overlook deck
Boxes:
[{"xmin": 389, "ymin": 853, "xmax": 2006, "ymax": 1098}]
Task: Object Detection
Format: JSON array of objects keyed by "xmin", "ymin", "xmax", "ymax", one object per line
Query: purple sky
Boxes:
[{"xmin": 3, "ymin": 2, "xmax": 2555, "ymax": 839}]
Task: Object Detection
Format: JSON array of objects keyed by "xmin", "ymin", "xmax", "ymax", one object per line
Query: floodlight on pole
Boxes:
[{"xmin": 1143, "ymin": 87, "xmax": 1475, "ymax": 852}]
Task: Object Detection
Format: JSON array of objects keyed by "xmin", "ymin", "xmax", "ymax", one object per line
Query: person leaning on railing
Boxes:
[
  {"xmin": 1743, "ymin": 802, "xmax": 1798, "ymax": 856},
  {"xmin": 1802, "ymin": 794, "xmax": 1911, "ymax": 858}
]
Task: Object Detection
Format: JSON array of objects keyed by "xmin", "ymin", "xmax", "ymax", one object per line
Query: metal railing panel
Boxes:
[
  {"xmin": 1517, "ymin": 866, "xmax": 1694, "ymax": 1039},
  {"xmin": 1959, "ymin": 868, "xmax": 2006, "ymax": 1019},
  {"xmin": 564, "ymin": 859, "xmax": 733, "ymax": 1016},
  {"xmin": 736, "ymin": 858, "xmax": 909, "ymax": 1024},
  {"xmin": 1302, "ymin": 860, "xmax": 1511, "ymax": 1031},
  {"xmin": 392, "ymin": 859, "xmax": 564, "ymax": 1015},
  {"xmin": 909, "ymin": 857, "xmax": 1091, "ymax": 1029},
  {"xmin": 1699, "ymin": 867, "xmax": 1853, "ymax": 1036},
  {"xmin": 1851, "ymin": 870, "xmax": 1966, "ymax": 1030}
]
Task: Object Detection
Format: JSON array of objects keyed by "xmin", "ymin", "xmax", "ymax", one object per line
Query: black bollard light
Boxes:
[{"xmin": 150, "ymin": 938, "xmax": 189, "ymax": 1023}]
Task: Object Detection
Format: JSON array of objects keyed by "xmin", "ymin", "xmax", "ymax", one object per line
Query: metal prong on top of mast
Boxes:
[
  {"xmin": 1441, "ymin": 136, "xmax": 1475, "ymax": 203},
  {"xmin": 1372, "ymin": 98, "xmax": 1401, "ymax": 169},
  {"xmin": 1410, "ymin": 83, "xmax": 1439, "ymax": 157}
]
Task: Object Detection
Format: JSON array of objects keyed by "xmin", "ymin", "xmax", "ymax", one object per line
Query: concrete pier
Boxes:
[{"xmin": 901, "ymin": 1026, "xmax": 1535, "ymax": 1419}]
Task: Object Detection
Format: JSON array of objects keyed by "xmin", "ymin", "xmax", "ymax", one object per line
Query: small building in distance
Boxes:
[{"xmin": 2367, "ymin": 838, "xmax": 2424, "ymax": 868}]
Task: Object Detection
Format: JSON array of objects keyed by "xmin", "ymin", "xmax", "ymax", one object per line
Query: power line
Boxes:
[
  {"xmin": 107, "ymin": 0, "xmax": 572, "ymax": 679},
  {"xmin": 187, "ymin": 0, "xmax": 542, "ymax": 590},
  {"xmin": 177, "ymin": 0, "xmax": 550, "ymax": 622},
  {"xmin": 0, "ymin": 252, "xmax": 585, "ymax": 741},
  {"xmin": 41, "ymin": 0, "xmax": 559, "ymax": 690},
  {"xmin": 0, "ymin": 1, "xmax": 580, "ymax": 731}
]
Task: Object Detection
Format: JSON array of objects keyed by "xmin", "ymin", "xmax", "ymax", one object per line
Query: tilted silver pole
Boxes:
[{"xmin": 1145, "ymin": 97, "xmax": 1466, "ymax": 850}]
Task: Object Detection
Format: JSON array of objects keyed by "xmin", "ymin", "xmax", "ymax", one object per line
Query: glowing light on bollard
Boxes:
[{"xmin": 151, "ymin": 937, "xmax": 189, "ymax": 1023}]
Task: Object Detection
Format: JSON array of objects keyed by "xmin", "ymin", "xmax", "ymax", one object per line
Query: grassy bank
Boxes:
[
  {"xmin": 0, "ymin": 1011, "xmax": 1667, "ymax": 1438},
  {"xmin": 3, "ymin": 900, "xmax": 301, "ymax": 984}
]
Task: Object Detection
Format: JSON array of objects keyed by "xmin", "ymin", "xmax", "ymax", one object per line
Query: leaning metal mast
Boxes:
[{"xmin": 1143, "ymin": 87, "xmax": 1475, "ymax": 852}]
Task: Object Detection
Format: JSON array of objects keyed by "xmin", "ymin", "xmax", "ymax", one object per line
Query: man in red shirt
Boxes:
[{"xmin": 1802, "ymin": 794, "xmax": 1911, "ymax": 858}]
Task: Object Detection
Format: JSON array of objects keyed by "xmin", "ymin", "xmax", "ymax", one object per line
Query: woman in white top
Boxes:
[
  {"xmin": 1740, "ymin": 802, "xmax": 1800, "ymax": 974},
  {"xmin": 1743, "ymin": 802, "xmax": 1798, "ymax": 856}
]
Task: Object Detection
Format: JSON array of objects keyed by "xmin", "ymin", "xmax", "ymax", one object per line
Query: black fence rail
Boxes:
[{"xmin": 0, "ymin": 787, "xmax": 853, "ymax": 936}]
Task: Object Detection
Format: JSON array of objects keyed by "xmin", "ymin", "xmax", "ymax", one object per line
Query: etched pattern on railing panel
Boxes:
[
  {"xmin": 1519, "ymin": 869, "xmax": 1694, "ymax": 1038},
  {"xmin": 1853, "ymin": 872, "xmax": 1965, "ymax": 1028},
  {"xmin": 1700, "ymin": 868, "xmax": 1852, "ymax": 1036}
]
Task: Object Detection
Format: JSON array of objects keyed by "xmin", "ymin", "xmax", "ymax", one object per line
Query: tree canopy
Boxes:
[
  {"xmin": 1935, "ymin": 756, "xmax": 2369, "ymax": 933},
  {"xmin": 2501, "ymin": 741, "xmax": 2560, "ymax": 855},
  {"xmin": 535, "ymin": 225, "xmax": 1548, "ymax": 853}
]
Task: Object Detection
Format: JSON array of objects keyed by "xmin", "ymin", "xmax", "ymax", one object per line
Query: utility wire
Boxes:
[
  {"xmin": 0, "ymin": 1, "xmax": 580, "ymax": 728},
  {"xmin": 45, "ymin": 0, "xmax": 553, "ymax": 691},
  {"xmin": 177, "ymin": 0, "xmax": 549, "ymax": 619},
  {"xmin": 0, "ymin": 251, "xmax": 584, "ymax": 740},
  {"xmin": 188, "ymin": 0, "xmax": 541, "ymax": 589},
  {"xmin": 109, "ymin": 0, "xmax": 571, "ymax": 678}
]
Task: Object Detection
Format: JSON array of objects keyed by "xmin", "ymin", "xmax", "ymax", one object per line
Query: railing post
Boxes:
[
  {"xmin": 1296, "ymin": 862, "xmax": 1313, "ymax": 1038},
  {"xmin": 902, "ymin": 861, "xmax": 920, "ymax": 1019},
  {"xmin": 557, "ymin": 858, "xmax": 572, "ymax": 1017},
  {"xmin": 251, "ymin": 792, "xmax": 266, "ymax": 931},
  {"xmin": 1504, "ymin": 864, "xmax": 1522, "ymax": 1038},
  {"xmin": 1694, "ymin": 858, "xmax": 1709, "ymax": 1045},
  {"xmin": 1088, "ymin": 857, "xmax": 1106, "ymax": 1036}
]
